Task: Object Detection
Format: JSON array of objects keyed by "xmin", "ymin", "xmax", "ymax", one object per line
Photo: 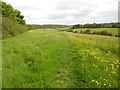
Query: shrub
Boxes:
[
  {"xmin": 74, "ymin": 31, "xmax": 77, "ymax": 33},
  {"xmin": 93, "ymin": 31, "xmax": 97, "ymax": 34},
  {"xmin": 115, "ymin": 33, "xmax": 120, "ymax": 37},
  {"xmin": 115, "ymin": 35, "xmax": 119, "ymax": 37},
  {"xmin": 85, "ymin": 30, "xmax": 91, "ymax": 34},
  {"xmin": 100, "ymin": 30, "xmax": 109, "ymax": 35},
  {"xmin": 93, "ymin": 30, "xmax": 112, "ymax": 36},
  {"xmin": 107, "ymin": 32, "xmax": 112, "ymax": 36},
  {"xmin": 80, "ymin": 31, "xmax": 83, "ymax": 33},
  {"xmin": 99, "ymin": 30, "xmax": 112, "ymax": 36},
  {"xmin": 67, "ymin": 29, "xmax": 73, "ymax": 32},
  {"xmin": 2, "ymin": 17, "xmax": 28, "ymax": 39}
]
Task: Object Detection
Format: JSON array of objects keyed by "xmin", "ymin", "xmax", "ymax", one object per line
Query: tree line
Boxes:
[{"xmin": 72, "ymin": 23, "xmax": 120, "ymax": 29}]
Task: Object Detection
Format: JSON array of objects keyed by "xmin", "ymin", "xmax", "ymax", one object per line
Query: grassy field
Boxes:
[
  {"xmin": 2, "ymin": 29, "xmax": 119, "ymax": 88},
  {"xmin": 35, "ymin": 28, "xmax": 70, "ymax": 32},
  {"xmin": 72, "ymin": 28, "xmax": 118, "ymax": 36}
]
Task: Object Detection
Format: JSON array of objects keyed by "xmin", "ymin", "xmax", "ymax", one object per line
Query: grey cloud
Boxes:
[
  {"xmin": 46, "ymin": 12, "xmax": 69, "ymax": 20},
  {"xmin": 47, "ymin": 0, "xmax": 97, "ymax": 20},
  {"xmin": 25, "ymin": 15, "xmax": 42, "ymax": 21},
  {"xmin": 55, "ymin": 0, "xmax": 97, "ymax": 11},
  {"xmin": 99, "ymin": 10, "xmax": 117, "ymax": 17},
  {"xmin": 71, "ymin": 9, "xmax": 94, "ymax": 19},
  {"xmin": 47, "ymin": 9, "xmax": 93, "ymax": 20},
  {"xmin": 47, "ymin": 14, "xmax": 66, "ymax": 19},
  {"xmin": 89, "ymin": 9, "xmax": 118, "ymax": 22},
  {"xmin": 15, "ymin": 5, "xmax": 42, "ymax": 11}
]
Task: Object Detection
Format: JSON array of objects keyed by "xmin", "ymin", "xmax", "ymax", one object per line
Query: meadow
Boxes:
[{"xmin": 2, "ymin": 29, "xmax": 119, "ymax": 88}]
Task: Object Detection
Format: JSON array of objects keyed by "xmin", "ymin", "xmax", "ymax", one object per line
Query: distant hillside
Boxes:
[{"xmin": 27, "ymin": 24, "xmax": 72, "ymax": 30}]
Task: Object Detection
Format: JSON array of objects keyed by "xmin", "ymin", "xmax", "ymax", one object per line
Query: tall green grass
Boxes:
[{"xmin": 2, "ymin": 30, "xmax": 119, "ymax": 88}]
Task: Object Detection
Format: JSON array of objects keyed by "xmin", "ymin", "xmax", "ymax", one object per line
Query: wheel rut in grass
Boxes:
[{"xmin": 51, "ymin": 33, "xmax": 82, "ymax": 88}]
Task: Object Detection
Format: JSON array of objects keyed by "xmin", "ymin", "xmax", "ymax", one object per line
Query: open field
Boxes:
[
  {"xmin": 2, "ymin": 29, "xmax": 119, "ymax": 88},
  {"xmin": 36, "ymin": 28, "xmax": 70, "ymax": 32}
]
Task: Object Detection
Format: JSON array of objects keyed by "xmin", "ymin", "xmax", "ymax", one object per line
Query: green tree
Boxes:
[{"xmin": 2, "ymin": 1, "xmax": 26, "ymax": 25}]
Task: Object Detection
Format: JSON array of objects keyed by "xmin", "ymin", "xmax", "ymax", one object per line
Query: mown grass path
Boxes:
[{"xmin": 2, "ymin": 30, "xmax": 119, "ymax": 88}]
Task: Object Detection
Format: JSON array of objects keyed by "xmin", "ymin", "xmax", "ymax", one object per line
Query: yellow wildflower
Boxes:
[
  {"xmin": 91, "ymin": 80, "xmax": 95, "ymax": 82},
  {"xmin": 100, "ymin": 77, "xmax": 102, "ymax": 79},
  {"xmin": 97, "ymin": 82, "xmax": 99, "ymax": 84},
  {"xmin": 104, "ymin": 84, "xmax": 106, "ymax": 86},
  {"xmin": 103, "ymin": 79, "xmax": 106, "ymax": 80}
]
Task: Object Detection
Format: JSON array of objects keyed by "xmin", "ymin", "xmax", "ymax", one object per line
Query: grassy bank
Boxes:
[{"xmin": 2, "ymin": 17, "xmax": 28, "ymax": 39}]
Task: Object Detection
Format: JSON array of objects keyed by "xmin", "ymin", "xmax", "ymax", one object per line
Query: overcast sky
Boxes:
[{"xmin": 3, "ymin": 0, "xmax": 119, "ymax": 25}]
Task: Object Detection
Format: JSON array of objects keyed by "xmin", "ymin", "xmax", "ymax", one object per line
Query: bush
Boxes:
[
  {"xmin": 67, "ymin": 29, "xmax": 73, "ymax": 32},
  {"xmin": 93, "ymin": 30, "xmax": 112, "ymax": 36},
  {"xmin": 85, "ymin": 30, "xmax": 91, "ymax": 34},
  {"xmin": 80, "ymin": 31, "xmax": 83, "ymax": 33},
  {"xmin": 99, "ymin": 30, "xmax": 112, "ymax": 36},
  {"xmin": 80, "ymin": 30, "xmax": 91, "ymax": 34},
  {"xmin": 115, "ymin": 35, "xmax": 119, "ymax": 37},
  {"xmin": 2, "ymin": 17, "xmax": 28, "ymax": 39},
  {"xmin": 99, "ymin": 30, "xmax": 108, "ymax": 35},
  {"xmin": 115, "ymin": 33, "xmax": 120, "ymax": 37},
  {"xmin": 107, "ymin": 33, "xmax": 112, "ymax": 36},
  {"xmin": 93, "ymin": 31, "xmax": 97, "ymax": 34},
  {"xmin": 74, "ymin": 31, "xmax": 77, "ymax": 33}
]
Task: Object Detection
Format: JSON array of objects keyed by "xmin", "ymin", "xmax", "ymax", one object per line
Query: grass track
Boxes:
[{"xmin": 2, "ymin": 30, "xmax": 119, "ymax": 88}]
